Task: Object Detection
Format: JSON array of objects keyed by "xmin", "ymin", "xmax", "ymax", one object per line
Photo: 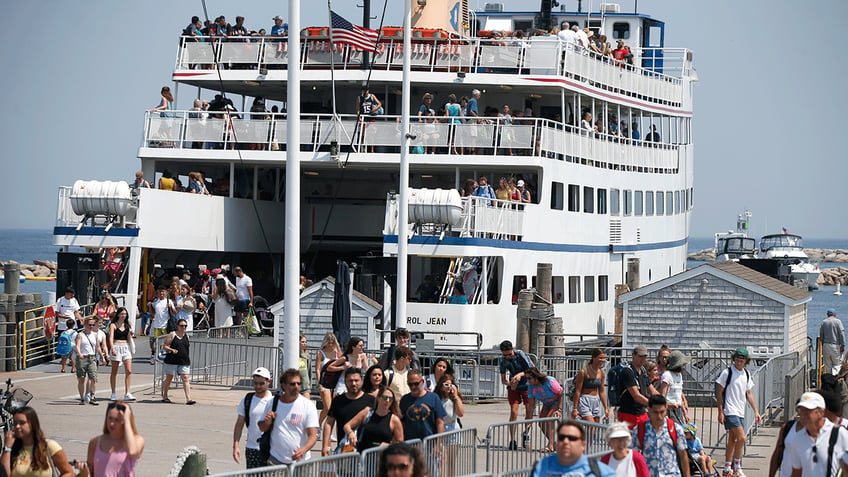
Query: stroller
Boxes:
[{"xmin": 252, "ymin": 296, "xmax": 275, "ymax": 336}]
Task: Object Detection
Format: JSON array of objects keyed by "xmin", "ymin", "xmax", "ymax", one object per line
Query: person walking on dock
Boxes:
[
  {"xmin": 783, "ymin": 391, "xmax": 848, "ymax": 476},
  {"xmin": 233, "ymin": 367, "xmax": 274, "ymax": 468},
  {"xmin": 820, "ymin": 308, "xmax": 844, "ymax": 375},
  {"xmin": 716, "ymin": 347, "xmax": 760, "ymax": 477}
]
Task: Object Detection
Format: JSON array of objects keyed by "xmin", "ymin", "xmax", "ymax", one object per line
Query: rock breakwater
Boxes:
[{"xmin": 0, "ymin": 260, "xmax": 57, "ymax": 278}]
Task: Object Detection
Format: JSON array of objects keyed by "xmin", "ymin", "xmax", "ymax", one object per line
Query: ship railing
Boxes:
[
  {"xmin": 385, "ymin": 194, "xmax": 524, "ymax": 240},
  {"xmin": 142, "ymin": 111, "xmax": 682, "ymax": 172},
  {"xmin": 56, "ymin": 186, "xmax": 84, "ymax": 227},
  {"xmin": 175, "ymin": 36, "xmax": 689, "ymax": 108}
]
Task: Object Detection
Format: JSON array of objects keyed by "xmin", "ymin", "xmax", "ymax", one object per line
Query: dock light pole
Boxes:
[
  {"xmin": 395, "ymin": 0, "xmax": 412, "ymax": 330},
  {"xmin": 281, "ymin": 0, "xmax": 302, "ymax": 372}
]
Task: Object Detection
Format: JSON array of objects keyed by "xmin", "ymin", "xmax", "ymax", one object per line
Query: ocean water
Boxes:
[{"xmin": 2, "ymin": 229, "xmax": 845, "ymax": 336}]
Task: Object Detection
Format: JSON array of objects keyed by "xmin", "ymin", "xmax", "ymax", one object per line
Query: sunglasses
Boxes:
[
  {"xmin": 407, "ymin": 380, "xmax": 423, "ymax": 386},
  {"xmin": 557, "ymin": 434, "xmax": 581, "ymax": 442},
  {"xmin": 252, "ymin": 380, "xmax": 268, "ymax": 386},
  {"xmin": 386, "ymin": 463, "xmax": 410, "ymax": 471},
  {"xmin": 380, "ymin": 395, "xmax": 394, "ymax": 401},
  {"xmin": 107, "ymin": 403, "xmax": 126, "ymax": 412},
  {"xmin": 178, "ymin": 324, "xmax": 188, "ymax": 328},
  {"xmin": 286, "ymin": 381, "xmax": 302, "ymax": 386},
  {"xmin": 812, "ymin": 445, "xmax": 818, "ymax": 463}
]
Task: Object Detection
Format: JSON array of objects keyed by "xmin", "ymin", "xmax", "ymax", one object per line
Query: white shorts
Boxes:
[{"xmin": 110, "ymin": 342, "xmax": 132, "ymax": 362}]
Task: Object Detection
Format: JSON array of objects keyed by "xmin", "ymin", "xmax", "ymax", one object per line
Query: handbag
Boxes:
[
  {"xmin": 165, "ymin": 299, "xmax": 177, "ymax": 333},
  {"xmin": 319, "ymin": 358, "xmax": 344, "ymax": 389},
  {"xmin": 258, "ymin": 394, "xmax": 280, "ymax": 463},
  {"xmin": 225, "ymin": 286, "xmax": 239, "ymax": 306}
]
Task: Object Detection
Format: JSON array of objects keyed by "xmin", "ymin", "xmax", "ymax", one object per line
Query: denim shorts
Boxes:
[
  {"xmin": 164, "ymin": 363, "xmax": 191, "ymax": 376},
  {"xmin": 724, "ymin": 414, "xmax": 744, "ymax": 430}
]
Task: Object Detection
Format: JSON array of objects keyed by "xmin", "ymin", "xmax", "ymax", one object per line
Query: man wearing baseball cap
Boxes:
[
  {"xmin": 617, "ymin": 345, "xmax": 657, "ymax": 428},
  {"xmin": 820, "ymin": 308, "xmax": 844, "ymax": 375},
  {"xmin": 716, "ymin": 348, "xmax": 760, "ymax": 477},
  {"xmin": 233, "ymin": 367, "xmax": 274, "ymax": 468},
  {"xmin": 784, "ymin": 391, "xmax": 848, "ymax": 476}
]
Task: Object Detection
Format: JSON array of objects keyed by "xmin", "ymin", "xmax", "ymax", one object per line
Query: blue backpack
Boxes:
[
  {"xmin": 56, "ymin": 331, "xmax": 73, "ymax": 356},
  {"xmin": 607, "ymin": 362, "xmax": 629, "ymax": 407}
]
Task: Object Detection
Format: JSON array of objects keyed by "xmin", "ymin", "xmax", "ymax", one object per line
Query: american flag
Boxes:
[{"xmin": 330, "ymin": 10, "xmax": 379, "ymax": 53}]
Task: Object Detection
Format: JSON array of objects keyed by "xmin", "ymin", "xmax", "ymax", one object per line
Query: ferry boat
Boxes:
[{"xmin": 52, "ymin": 0, "xmax": 696, "ymax": 349}]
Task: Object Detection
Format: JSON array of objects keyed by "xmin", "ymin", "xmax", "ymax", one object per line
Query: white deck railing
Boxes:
[
  {"xmin": 385, "ymin": 195, "xmax": 525, "ymax": 241},
  {"xmin": 142, "ymin": 111, "xmax": 682, "ymax": 172},
  {"xmin": 175, "ymin": 36, "xmax": 690, "ymax": 109}
]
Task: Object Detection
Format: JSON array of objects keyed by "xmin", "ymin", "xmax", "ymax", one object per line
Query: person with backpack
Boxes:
[
  {"xmin": 233, "ymin": 367, "xmax": 275, "ymax": 468},
  {"xmin": 715, "ymin": 347, "xmax": 760, "ymax": 477},
  {"xmin": 499, "ymin": 340, "xmax": 535, "ymax": 451},
  {"xmin": 631, "ymin": 394, "xmax": 690, "ymax": 477},
  {"xmin": 783, "ymin": 391, "xmax": 848, "ymax": 476},
  {"xmin": 57, "ymin": 319, "xmax": 78, "ymax": 374},
  {"xmin": 530, "ymin": 419, "xmax": 615, "ymax": 477},
  {"xmin": 616, "ymin": 346, "xmax": 657, "ymax": 429}
]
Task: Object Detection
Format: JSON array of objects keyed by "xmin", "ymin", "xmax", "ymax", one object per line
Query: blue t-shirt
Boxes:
[
  {"xmin": 466, "ymin": 97, "xmax": 478, "ymax": 118},
  {"xmin": 499, "ymin": 349, "xmax": 533, "ymax": 391},
  {"xmin": 271, "ymin": 25, "xmax": 287, "ymax": 36},
  {"xmin": 686, "ymin": 436, "xmax": 703, "ymax": 456},
  {"xmin": 531, "ymin": 454, "xmax": 615, "ymax": 477},
  {"xmin": 399, "ymin": 391, "xmax": 446, "ymax": 440}
]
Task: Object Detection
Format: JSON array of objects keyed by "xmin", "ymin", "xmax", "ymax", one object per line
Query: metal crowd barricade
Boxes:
[
  {"xmin": 496, "ymin": 469, "xmax": 531, "ymax": 477},
  {"xmin": 422, "ymin": 427, "xmax": 478, "ymax": 477},
  {"xmin": 207, "ymin": 464, "xmax": 290, "ymax": 477},
  {"xmin": 579, "ymin": 420, "xmax": 610, "ymax": 456},
  {"xmin": 290, "ymin": 452, "xmax": 360, "ymax": 477},
  {"xmin": 485, "ymin": 416, "xmax": 558, "ymax": 475},
  {"xmin": 153, "ymin": 331, "xmax": 280, "ymax": 394}
]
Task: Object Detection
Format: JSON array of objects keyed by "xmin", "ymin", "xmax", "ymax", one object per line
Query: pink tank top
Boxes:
[{"xmin": 93, "ymin": 437, "xmax": 138, "ymax": 477}]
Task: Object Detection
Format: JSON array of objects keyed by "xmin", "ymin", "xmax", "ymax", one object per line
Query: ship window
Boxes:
[
  {"xmin": 623, "ymin": 190, "xmax": 632, "ymax": 216},
  {"xmin": 674, "ymin": 190, "xmax": 681, "ymax": 214},
  {"xmin": 511, "ymin": 275, "xmax": 528, "ymax": 305},
  {"xmin": 598, "ymin": 275, "xmax": 609, "ymax": 301},
  {"xmin": 634, "ymin": 191, "xmax": 643, "ymax": 216},
  {"xmin": 645, "ymin": 191, "xmax": 654, "ymax": 215},
  {"xmin": 612, "ymin": 22, "xmax": 631, "ymax": 40},
  {"xmin": 514, "ymin": 20, "xmax": 533, "ymax": 32},
  {"xmin": 656, "ymin": 191, "xmax": 664, "ymax": 214},
  {"xmin": 584, "ymin": 276, "xmax": 595, "ymax": 302},
  {"xmin": 610, "ymin": 189, "xmax": 620, "ymax": 215},
  {"xmin": 597, "ymin": 188, "xmax": 607, "ymax": 214},
  {"xmin": 568, "ymin": 276, "xmax": 581, "ymax": 303},
  {"xmin": 568, "ymin": 184, "xmax": 580, "ymax": 212},
  {"xmin": 551, "ymin": 182, "xmax": 564, "ymax": 210},
  {"xmin": 552, "ymin": 276, "xmax": 564, "ymax": 304},
  {"xmin": 583, "ymin": 187, "xmax": 594, "ymax": 213},
  {"xmin": 665, "ymin": 191, "xmax": 673, "ymax": 215}
]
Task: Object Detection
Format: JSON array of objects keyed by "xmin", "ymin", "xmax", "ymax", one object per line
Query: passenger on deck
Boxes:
[
  {"xmin": 150, "ymin": 86, "xmax": 173, "ymax": 115},
  {"xmin": 271, "ymin": 16, "xmax": 287, "ymax": 36},
  {"xmin": 183, "ymin": 16, "xmax": 202, "ymax": 39},
  {"xmin": 508, "ymin": 178, "xmax": 521, "ymax": 202},
  {"xmin": 131, "ymin": 171, "xmax": 151, "ymax": 189},
  {"xmin": 414, "ymin": 275, "xmax": 438, "ymax": 303},
  {"xmin": 188, "ymin": 172, "xmax": 210, "ymax": 195},
  {"xmin": 573, "ymin": 25, "xmax": 589, "ymax": 49},
  {"xmin": 517, "ymin": 180, "xmax": 532, "ymax": 203},
  {"xmin": 158, "ymin": 169, "xmax": 177, "ymax": 191},
  {"xmin": 417, "ymin": 93, "xmax": 434, "ymax": 121},
  {"xmin": 472, "ymin": 176, "xmax": 495, "ymax": 206},
  {"xmin": 581, "ymin": 111, "xmax": 594, "ymax": 136},
  {"xmin": 461, "ymin": 178, "xmax": 477, "ymax": 197},
  {"xmin": 444, "ymin": 94, "xmax": 462, "ymax": 154},
  {"xmin": 495, "ymin": 177, "xmax": 512, "ymax": 202},
  {"xmin": 447, "ymin": 282, "xmax": 467, "ymax": 304},
  {"xmin": 557, "ymin": 22, "xmax": 578, "ymax": 52},
  {"xmin": 612, "ymin": 40, "xmax": 629, "ymax": 65},
  {"xmin": 631, "ymin": 122, "xmax": 641, "ymax": 142},
  {"xmin": 230, "ymin": 16, "xmax": 248, "ymax": 37},
  {"xmin": 646, "ymin": 124, "xmax": 661, "ymax": 143}
]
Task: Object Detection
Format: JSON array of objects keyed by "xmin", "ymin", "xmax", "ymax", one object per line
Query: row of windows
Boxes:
[
  {"xmin": 551, "ymin": 182, "xmax": 693, "ymax": 216},
  {"xmin": 512, "ymin": 275, "xmax": 609, "ymax": 304}
]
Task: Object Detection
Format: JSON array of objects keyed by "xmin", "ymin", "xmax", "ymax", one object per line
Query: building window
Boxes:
[
  {"xmin": 568, "ymin": 276, "xmax": 581, "ymax": 303},
  {"xmin": 623, "ymin": 190, "xmax": 632, "ymax": 216},
  {"xmin": 584, "ymin": 276, "xmax": 595, "ymax": 302},
  {"xmin": 610, "ymin": 189, "xmax": 620, "ymax": 215},
  {"xmin": 552, "ymin": 276, "xmax": 564, "ymax": 304},
  {"xmin": 568, "ymin": 184, "xmax": 580, "ymax": 212},
  {"xmin": 551, "ymin": 182, "xmax": 564, "ymax": 210},
  {"xmin": 666, "ymin": 191, "xmax": 673, "ymax": 216},
  {"xmin": 597, "ymin": 188, "xmax": 607, "ymax": 214},
  {"xmin": 645, "ymin": 191, "xmax": 654, "ymax": 215},
  {"xmin": 598, "ymin": 275, "xmax": 609, "ymax": 301},
  {"xmin": 656, "ymin": 191, "xmax": 664, "ymax": 215},
  {"xmin": 583, "ymin": 186, "xmax": 594, "ymax": 213},
  {"xmin": 634, "ymin": 191, "xmax": 643, "ymax": 216}
]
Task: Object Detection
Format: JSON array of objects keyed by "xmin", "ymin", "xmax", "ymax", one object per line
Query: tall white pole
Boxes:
[
  {"xmin": 281, "ymin": 0, "xmax": 301, "ymax": 372},
  {"xmin": 395, "ymin": 0, "xmax": 412, "ymax": 329}
]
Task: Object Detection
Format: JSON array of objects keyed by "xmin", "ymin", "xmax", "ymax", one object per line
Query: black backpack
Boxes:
[
  {"xmin": 257, "ymin": 394, "xmax": 279, "ymax": 463},
  {"xmin": 607, "ymin": 362, "xmax": 630, "ymax": 407}
]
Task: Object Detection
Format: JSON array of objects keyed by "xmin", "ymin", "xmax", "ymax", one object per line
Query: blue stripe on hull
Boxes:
[
  {"xmin": 383, "ymin": 235, "xmax": 687, "ymax": 252},
  {"xmin": 54, "ymin": 226, "xmax": 140, "ymax": 237}
]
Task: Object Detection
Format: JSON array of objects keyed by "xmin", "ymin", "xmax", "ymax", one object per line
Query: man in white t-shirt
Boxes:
[
  {"xmin": 557, "ymin": 21, "xmax": 578, "ymax": 52},
  {"xmin": 258, "ymin": 368, "xmax": 319, "ymax": 465},
  {"xmin": 233, "ymin": 367, "xmax": 275, "ymax": 469},
  {"xmin": 148, "ymin": 287, "xmax": 176, "ymax": 364},
  {"xmin": 715, "ymin": 348, "xmax": 761, "ymax": 477},
  {"xmin": 54, "ymin": 286, "xmax": 82, "ymax": 332},
  {"xmin": 75, "ymin": 317, "xmax": 107, "ymax": 405},
  {"xmin": 784, "ymin": 391, "xmax": 848, "ymax": 476},
  {"xmin": 234, "ymin": 267, "xmax": 254, "ymax": 326}
]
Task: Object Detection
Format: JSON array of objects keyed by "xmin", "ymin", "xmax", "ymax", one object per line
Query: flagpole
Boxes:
[
  {"xmin": 283, "ymin": 0, "xmax": 302, "ymax": 371},
  {"xmin": 395, "ymin": 0, "xmax": 411, "ymax": 330}
]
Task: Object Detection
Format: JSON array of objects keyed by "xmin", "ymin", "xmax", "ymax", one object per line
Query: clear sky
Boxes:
[{"xmin": 1, "ymin": 0, "xmax": 845, "ymax": 238}]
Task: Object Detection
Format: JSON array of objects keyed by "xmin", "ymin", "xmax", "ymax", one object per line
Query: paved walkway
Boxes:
[{"xmin": 4, "ymin": 340, "xmax": 783, "ymax": 476}]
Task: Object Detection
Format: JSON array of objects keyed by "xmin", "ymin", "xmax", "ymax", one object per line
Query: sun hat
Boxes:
[
  {"xmin": 683, "ymin": 423, "xmax": 697, "ymax": 435},
  {"xmin": 797, "ymin": 392, "xmax": 825, "ymax": 410},
  {"xmin": 605, "ymin": 422, "xmax": 631, "ymax": 441},
  {"xmin": 667, "ymin": 350, "xmax": 691, "ymax": 371}
]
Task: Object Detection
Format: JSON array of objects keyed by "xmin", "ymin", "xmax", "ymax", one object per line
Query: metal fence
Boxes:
[
  {"xmin": 207, "ymin": 465, "xmax": 290, "ymax": 477},
  {"xmin": 290, "ymin": 452, "xmax": 360, "ymax": 477},
  {"xmin": 422, "ymin": 428, "xmax": 479, "ymax": 477}
]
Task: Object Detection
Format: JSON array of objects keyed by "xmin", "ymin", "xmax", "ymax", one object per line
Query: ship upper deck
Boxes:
[{"xmin": 173, "ymin": 35, "xmax": 694, "ymax": 114}]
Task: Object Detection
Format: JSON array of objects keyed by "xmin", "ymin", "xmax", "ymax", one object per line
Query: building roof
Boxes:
[
  {"xmin": 619, "ymin": 261, "xmax": 811, "ymax": 306},
  {"xmin": 269, "ymin": 276, "xmax": 382, "ymax": 315}
]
